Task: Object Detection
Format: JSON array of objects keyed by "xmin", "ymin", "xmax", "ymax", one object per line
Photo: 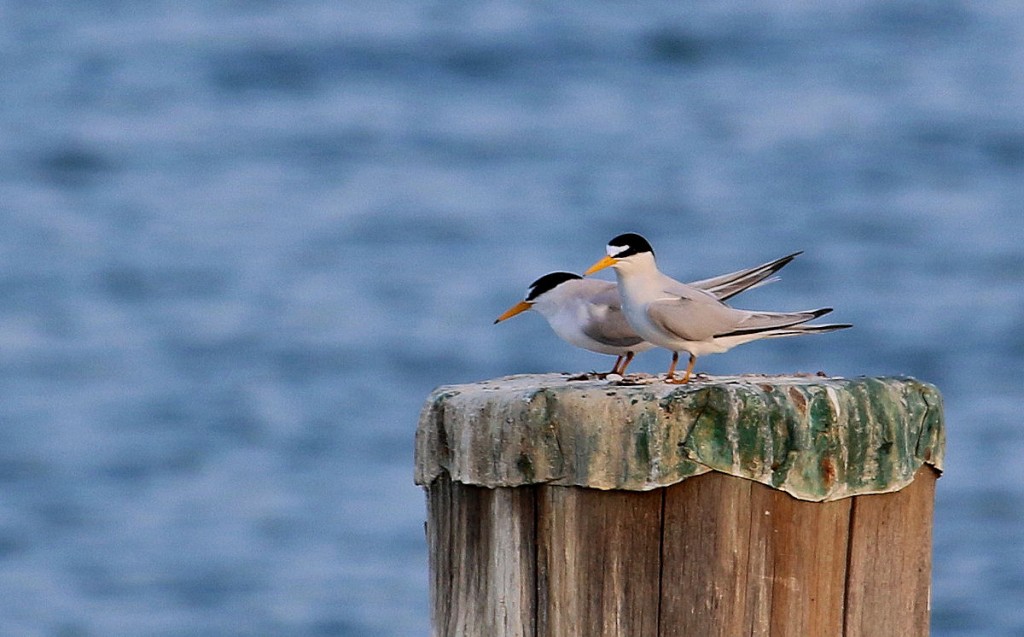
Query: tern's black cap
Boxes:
[
  {"xmin": 608, "ymin": 233, "xmax": 654, "ymax": 258},
  {"xmin": 526, "ymin": 272, "xmax": 582, "ymax": 301}
]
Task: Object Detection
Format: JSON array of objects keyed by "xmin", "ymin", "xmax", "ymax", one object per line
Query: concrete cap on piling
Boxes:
[{"xmin": 415, "ymin": 373, "xmax": 944, "ymax": 502}]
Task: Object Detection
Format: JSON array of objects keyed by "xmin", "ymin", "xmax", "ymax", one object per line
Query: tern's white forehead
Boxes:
[{"xmin": 607, "ymin": 243, "xmax": 626, "ymax": 257}]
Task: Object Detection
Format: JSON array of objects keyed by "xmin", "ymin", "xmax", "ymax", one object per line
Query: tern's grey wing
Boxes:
[
  {"xmin": 585, "ymin": 280, "xmax": 625, "ymax": 309},
  {"xmin": 687, "ymin": 252, "xmax": 801, "ymax": 301},
  {"xmin": 657, "ymin": 273, "xmax": 723, "ymax": 301},
  {"xmin": 712, "ymin": 308, "xmax": 835, "ymax": 337},
  {"xmin": 647, "ymin": 299, "xmax": 825, "ymax": 342},
  {"xmin": 581, "ymin": 315, "xmax": 646, "ymax": 348},
  {"xmin": 646, "ymin": 295, "xmax": 744, "ymax": 342},
  {"xmin": 760, "ymin": 323, "xmax": 851, "ymax": 337},
  {"xmin": 581, "ymin": 296, "xmax": 647, "ymax": 348}
]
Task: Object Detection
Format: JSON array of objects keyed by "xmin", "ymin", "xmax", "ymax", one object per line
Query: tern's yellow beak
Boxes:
[
  {"xmin": 584, "ymin": 255, "xmax": 618, "ymax": 276},
  {"xmin": 494, "ymin": 300, "xmax": 532, "ymax": 323}
]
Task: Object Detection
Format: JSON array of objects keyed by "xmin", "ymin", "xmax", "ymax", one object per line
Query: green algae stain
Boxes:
[
  {"xmin": 808, "ymin": 387, "xmax": 838, "ymax": 434},
  {"xmin": 682, "ymin": 386, "xmax": 735, "ymax": 471},
  {"xmin": 762, "ymin": 386, "xmax": 804, "ymax": 488},
  {"xmin": 734, "ymin": 389, "xmax": 765, "ymax": 468},
  {"xmin": 915, "ymin": 383, "xmax": 946, "ymax": 469},
  {"xmin": 634, "ymin": 417, "xmax": 652, "ymax": 468},
  {"xmin": 516, "ymin": 453, "xmax": 535, "ymax": 482},
  {"xmin": 834, "ymin": 385, "xmax": 870, "ymax": 490},
  {"xmin": 419, "ymin": 374, "xmax": 945, "ymax": 499}
]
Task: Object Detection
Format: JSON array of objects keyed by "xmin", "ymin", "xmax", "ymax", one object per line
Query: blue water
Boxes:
[{"xmin": 1, "ymin": 2, "xmax": 1022, "ymax": 635}]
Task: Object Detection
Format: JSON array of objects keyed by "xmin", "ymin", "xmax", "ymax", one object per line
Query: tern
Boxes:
[
  {"xmin": 495, "ymin": 251, "xmax": 802, "ymax": 375},
  {"xmin": 584, "ymin": 233, "xmax": 850, "ymax": 383}
]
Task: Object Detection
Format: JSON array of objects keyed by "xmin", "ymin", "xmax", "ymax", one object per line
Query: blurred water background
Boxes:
[{"xmin": 1, "ymin": 2, "xmax": 1022, "ymax": 635}]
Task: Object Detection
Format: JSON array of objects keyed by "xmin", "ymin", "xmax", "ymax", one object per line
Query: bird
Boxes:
[
  {"xmin": 494, "ymin": 250, "xmax": 803, "ymax": 376},
  {"xmin": 584, "ymin": 233, "xmax": 850, "ymax": 384}
]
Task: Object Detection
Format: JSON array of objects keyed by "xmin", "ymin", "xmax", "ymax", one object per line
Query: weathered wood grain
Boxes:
[
  {"xmin": 843, "ymin": 466, "xmax": 938, "ymax": 637},
  {"xmin": 770, "ymin": 489, "xmax": 847, "ymax": 634},
  {"xmin": 659, "ymin": 470, "xmax": 759, "ymax": 636},
  {"xmin": 658, "ymin": 472, "xmax": 851, "ymax": 636},
  {"xmin": 426, "ymin": 475, "xmax": 536, "ymax": 637},
  {"xmin": 427, "ymin": 469, "xmax": 936, "ymax": 637},
  {"xmin": 536, "ymin": 486, "xmax": 664, "ymax": 637},
  {"xmin": 760, "ymin": 483, "xmax": 851, "ymax": 636}
]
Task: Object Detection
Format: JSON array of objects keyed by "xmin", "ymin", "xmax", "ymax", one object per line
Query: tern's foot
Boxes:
[{"xmin": 664, "ymin": 372, "xmax": 695, "ymax": 384}]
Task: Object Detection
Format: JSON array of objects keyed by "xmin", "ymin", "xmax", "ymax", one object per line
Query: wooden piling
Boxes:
[{"xmin": 416, "ymin": 373, "xmax": 944, "ymax": 637}]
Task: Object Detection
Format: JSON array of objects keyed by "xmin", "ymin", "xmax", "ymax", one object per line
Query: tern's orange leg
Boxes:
[
  {"xmin": 607, "ymin": 355, "xmax": 625, "ymax": 376},
  {"xmin": 600, "ymin": 355, "xmax": 624, "ymax": 377},
  {"xmin": 664, "ymin": 351, "xmax": 679, "ymax": 382},
  {"xmin": 666, "ymin": 353, "xmax": 696, "ymax": 385},
  {"xmin": 617, "ymin": 351, "xmax": 636, "ymax": 375},
  {"xmin": 681, "ymin": 353, "xmax": 696, "ymax": 383}
]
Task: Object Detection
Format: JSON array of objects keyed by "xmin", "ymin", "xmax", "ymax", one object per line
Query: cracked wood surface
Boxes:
[{"xmin": 427, "ymin": 469, "xmax": 937, "ymax": 637}]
